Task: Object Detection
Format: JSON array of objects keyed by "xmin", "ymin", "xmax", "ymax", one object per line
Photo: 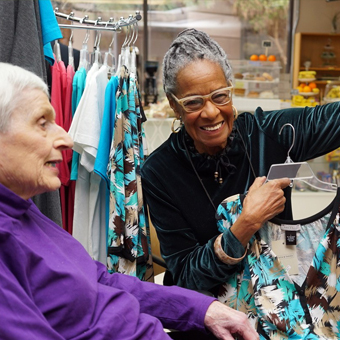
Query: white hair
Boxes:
[
  {"xmin": 0, "ymin": 63, "xmax": 49, "ymax": 132},
  {"xmin": 163, "ymin": 28, "xmax": 233, "ymax": 95}
]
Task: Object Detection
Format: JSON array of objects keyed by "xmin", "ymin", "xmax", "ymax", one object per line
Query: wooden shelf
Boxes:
[
  {"xmin": 299, "ymin": 67, "xmax": 340, "ymax": 71},
  {"xmin": 293, "ymin": 32, "xmax": 340, "ymax": 96}
]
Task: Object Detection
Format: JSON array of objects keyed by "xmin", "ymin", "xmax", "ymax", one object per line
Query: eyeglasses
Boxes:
[{"xmin": 170, "ymin": 86, "xmax": 233, "ymax": 113}]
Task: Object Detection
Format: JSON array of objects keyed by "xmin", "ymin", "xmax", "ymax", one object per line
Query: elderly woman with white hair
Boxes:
[
  {"xmin": 0, "ymin": 62, "xmax": 259, "ymax": 340},
  {"xmin": 141, "ymin": 28, "xmax": 340, "ymax": 339}
]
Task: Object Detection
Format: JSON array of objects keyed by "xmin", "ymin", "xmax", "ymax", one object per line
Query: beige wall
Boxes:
[{"xmin": 296, "ymin": 0, "xmax": 340, "ymax": 33}]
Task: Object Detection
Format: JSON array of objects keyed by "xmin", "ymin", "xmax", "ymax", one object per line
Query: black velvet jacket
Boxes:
[{"xmin": 141, "ymin": 102, "xmax": 340, "ymax": 293}]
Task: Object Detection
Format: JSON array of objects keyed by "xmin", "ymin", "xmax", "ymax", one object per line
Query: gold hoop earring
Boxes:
[
  {"xmin": 171, "ymin": 117, "xmax": 182, "ymax": 133},
  {"xmin": 232, "ymin": 105, "xmax": 239, "ymax": 120}
]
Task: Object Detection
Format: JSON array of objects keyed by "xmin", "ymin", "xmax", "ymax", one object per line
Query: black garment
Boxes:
[{"xmin": 141, "ymin": 102, "xmax": 340, "ymax": 293}]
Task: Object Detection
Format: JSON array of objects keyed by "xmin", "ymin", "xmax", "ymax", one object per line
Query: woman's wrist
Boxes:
[
  {"xmin": 214, "ymin": 233, "xmax": 247, "ymax": 265},
  {"xmin": 229, "ymin": 214, "xmax": 261, "ymax": 248}
]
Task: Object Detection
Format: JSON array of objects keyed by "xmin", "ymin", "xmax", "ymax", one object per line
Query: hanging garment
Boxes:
[
  {"xmin": 0, "ymin": 0, "xmax": 47, "ymax": 79},
  {"xmin": 70, "ymin": 67, "xmax": 87, "ymax": 181},
  {"xmin": 93, "ymin": 75, "xmax": 120, "ymax": 252},
  {"xmin": 69, "ymin": 63, "xmax": 109, "ymax": 264},
  {"xmin": 51, "ymin": 58, "xmax": 66, "ymax": 132},
  {"xmin": 108, "ymin": 71, "xmax": 152, "ymax": 280},
  {"xmin": 94, "ymin": 75, "xmax": 119, "ymax": 186},
  {"xmin": 38, "ymin": 0, "xmax": 62, "ymax": 66},
  {"xmin": 216, "ymin": 190, "xmax": 340, "ymax": 339},
  {"xmin": 60, "ymin": 64, "xmax": 75, "ymax": 234},
  {"xmin": 50, "ymin": 58, "xmax": 69, "ymax": 231}
]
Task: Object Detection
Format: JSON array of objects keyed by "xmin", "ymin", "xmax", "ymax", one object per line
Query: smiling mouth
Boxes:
[{"xmin": 201, "ymin": 121, "xmax": 224, "ymax": 131}]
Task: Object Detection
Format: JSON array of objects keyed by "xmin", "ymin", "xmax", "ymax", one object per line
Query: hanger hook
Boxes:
[
  {"xmin": 127, "ymin": 15, "xmax": 135, "ymax": 47},
  {"xmin": 108, "ymin": 17, "xmax": 115, "ymax": 48},
  {"xmin": 94, "ymin": 17, "xmax": 102, "ymax": 49},
  {"xmin": 127, "ymin": 23, "xmax": 135, "ymax": 47},
  {"xmin": 122, "ymin": 21, "xmax": 130, "ymax": 48},
  {"xmin": 69, "ymin": 27, "xmax": 74, "ymax": 43},
  {"xmin": 279, "ymin": 123, "xmax": 295, "ymax": 162},
  {"xmin": 132, "ymin": 22, "xmax": 138, "ymax": 45},
  {"xmin": 67, "ymin": 12, "xmax": 75, "ymax": 43}
]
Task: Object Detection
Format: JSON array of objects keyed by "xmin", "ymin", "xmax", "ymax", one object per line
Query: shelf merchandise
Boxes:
[
  {"xmin": 230, "ymin": 60, "xmax": 281, "ymax": 99},
  {"xmin": 323, "ymin": 81, "xmax": 340, "ymax": 104},
  {"xmin": 293, "ymin": 33, "xmax": 340, "ymax": 96}
]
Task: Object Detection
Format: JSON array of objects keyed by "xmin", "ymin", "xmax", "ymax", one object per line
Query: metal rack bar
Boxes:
[{"xmin": 54, "ymin": 8, "xmax": 142, "ymax": 31}]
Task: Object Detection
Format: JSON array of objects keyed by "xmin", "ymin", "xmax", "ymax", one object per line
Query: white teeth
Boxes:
[{"xmin": 202, "ymin": 122, "xmax": 223, "ymax": 131}]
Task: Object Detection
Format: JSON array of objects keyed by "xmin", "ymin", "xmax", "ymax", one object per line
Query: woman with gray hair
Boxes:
[
  {"xmin": 0, "ymin": 62, "xmax": 260, "ymax": 340},
  {"xmin": 141, "ymin": 28, "xmax": 340, "ymax": 338}
]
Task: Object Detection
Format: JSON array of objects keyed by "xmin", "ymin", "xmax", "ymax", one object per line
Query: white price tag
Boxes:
[
  {"xmin": 271, "ymin": 236, "xmax": 298, "ymax": 276},
  {"xmin": 280, "ymin": 224, "xmax": 301, "ymax": 231}
]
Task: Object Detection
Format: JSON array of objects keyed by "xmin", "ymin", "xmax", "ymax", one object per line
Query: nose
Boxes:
[
  {"xmin": 54, "ymin": 125, "xmax": 74, "ymax": 150},
  {"xmin": 200, "ymin": 99, "xmax": 220, "ymax": 119}
]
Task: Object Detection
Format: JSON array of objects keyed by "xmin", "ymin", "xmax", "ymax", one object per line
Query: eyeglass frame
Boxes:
[{"xmin": 170, "ymin": 84, "xmax": 234, "ymax": 113}]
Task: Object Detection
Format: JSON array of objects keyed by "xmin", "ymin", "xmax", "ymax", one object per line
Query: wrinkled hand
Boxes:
[
  {"xmin": 230, "ymin": 176, "xmax": 291, "ymax": 247},
  {"xmin": 204, "ymin": 301, "xmax": 259, "ymax": 340}
]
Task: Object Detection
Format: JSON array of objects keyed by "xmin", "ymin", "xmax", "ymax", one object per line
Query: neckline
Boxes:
[
  {"xmin": 257, "ymin": 187, "xmax": 340, "ymax": 289},
  {"xmin": 0, "ymin": 183, "xmax": 32, "ymax": 218},
  {"xmin": 270, "ymin": 187, "xmax": 340, "ymax": 227}
]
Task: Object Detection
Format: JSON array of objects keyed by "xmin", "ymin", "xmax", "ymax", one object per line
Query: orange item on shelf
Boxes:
[
  {"xmin": 259, "ymin": 54, "xmax": 267, "ymax": 61},
  {"xmin": 268, "ymin": 55, "xmax": 276, "ymax": 62},
  {"xmin": 309, "ymin": 82, "xmax": 317, "ymax": 89},
  {"xmin": 303, "ymin": 85, "xmax": 312, "ymax": 92},
  {"xmin": 326, "ymin": 148, "xmax": 340, "ymax": 162},
  {"xmin": 250, "ymin": 54, "xmax": 259, "ymax": 61}
]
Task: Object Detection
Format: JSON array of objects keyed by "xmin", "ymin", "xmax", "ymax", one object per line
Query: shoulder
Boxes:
[
  {"xmin": 141, "ymin": 133, "xmax": 187, "ymax": 186},
  {"xmin": 142, "ymin": 136, "xmax": 175, "ymax": 170},
  {"xmin": 0, "ymin": 216, "xmax": 23, "ymax": 259},
  {"xmin": 234, "ymin": 111, "xmax": 257, "ymax": 134}
]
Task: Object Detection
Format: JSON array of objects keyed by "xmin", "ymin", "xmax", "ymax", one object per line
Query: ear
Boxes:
[{"xmin": 166, "ymin": 94, "xmax": 180, "ymax": 119}]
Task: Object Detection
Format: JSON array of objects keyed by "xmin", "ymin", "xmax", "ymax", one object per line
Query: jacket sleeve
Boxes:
[
  {"xmin": 141, "ymin": 164, "xmax": 246, "ymax": 292},
  {"xmin": 95, "ymin": 261, "xmax": 215, "ymax": 332},
  {"xmin": 255, "ymin": 101, "xmax": 340, "ymax": 161},
  {"xmin": 0, "ymin": 232, "xmax": 65, "ymax": 340}
]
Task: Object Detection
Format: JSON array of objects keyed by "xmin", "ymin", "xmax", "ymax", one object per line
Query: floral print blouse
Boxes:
[{"xmin": 216, "ymin": 189, "xmax": 340, "ymax": 339}]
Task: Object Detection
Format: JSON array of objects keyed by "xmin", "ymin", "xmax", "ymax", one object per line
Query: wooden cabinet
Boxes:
[{"xmin": 293, "ymin": 32, "xmax": 340, "ymax": 98}]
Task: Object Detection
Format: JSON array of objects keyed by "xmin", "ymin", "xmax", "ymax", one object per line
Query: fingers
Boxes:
[
  {"xmin": 204, "ymin": 302, "xmax": 259, "ymax": 340},
  {"xmin": 248, "ymin": 176, "xmax": 266, "ymax": 192},
  {"xmin": 248, "ymin": 177, "xmax": 290, "ymax": 194},
  {"xmin": 236, "ymin": 328, "xmax": 260, "ymax": 340},
  {"xmin": 242, "ymin": 177, "xmax": 290, "ymax": 225},
  {"xmin": 273, "ymin": 177, "xmax": 291, "ymax": 189}
]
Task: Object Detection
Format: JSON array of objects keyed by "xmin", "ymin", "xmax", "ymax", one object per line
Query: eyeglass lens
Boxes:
[{"xmin": 183, "ymin": 88, "xmax": 232, "ymax": 112}]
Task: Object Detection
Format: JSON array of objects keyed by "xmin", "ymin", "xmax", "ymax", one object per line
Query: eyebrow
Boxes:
[
  {"xmin": 181, "ymin": 86, "xmax": 230, "ymax": 99},
  {"xmin": 42, "ymin": 105, "xmax": 56, "ymax": 120}
]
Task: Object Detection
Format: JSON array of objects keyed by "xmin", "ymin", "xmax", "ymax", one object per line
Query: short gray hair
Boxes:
[
  {"xmin": 162, "ymin": 28, "xmax": 232, "ymax": 94},
  {"xmin": 0, "ymin": 62, "xmax": 49, "ymax": 132}
]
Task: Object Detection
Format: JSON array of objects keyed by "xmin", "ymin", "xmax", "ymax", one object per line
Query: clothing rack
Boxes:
[{"xmin": 54, "ymin": 8, "xmax": 142, "ymax": 31}]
